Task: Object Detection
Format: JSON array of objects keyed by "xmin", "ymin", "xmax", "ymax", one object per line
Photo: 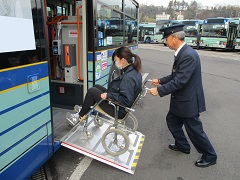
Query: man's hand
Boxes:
[
  {"xmin": 101, "ymin": 93, "xmax": 107, "ymax": 99},
  {"xmin": 148, "ymin": 87, "xmax": 159, "ymax": 96},
  {"xmin": 150, "ymin": 79, "xmax": 160, "ymax": 86}
]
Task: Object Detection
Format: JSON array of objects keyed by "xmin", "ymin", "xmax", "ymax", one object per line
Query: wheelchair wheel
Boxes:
[
  {"xmin": 102, "ymin": 128, "xmax": 130, "ymax": 156},
  {"xmin": 83, "ymin": 130, "xmax": 93, "ymax": 140},
  {"xmin": 120, "ymin": 113, "xmax": 138, "ymax": 131}
]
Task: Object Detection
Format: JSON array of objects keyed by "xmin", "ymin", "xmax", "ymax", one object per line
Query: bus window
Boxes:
[
  {"xmin": 125, "ymin": 17, "xmax": 137, "ymax": 44},
  {"xmin": 97, "ymin": 4, "xmax": 124, "ymax": 46},
  {"xmin": 125, "ymin": 0, "xmax": 137, "ymax": 18},
  {"xmin": 57, "ymin": 6, "xmax": 66, "ymax": 16},
  {"xmin": 0, "ymin": 1, "xmax": 46, "ymax": 69}
]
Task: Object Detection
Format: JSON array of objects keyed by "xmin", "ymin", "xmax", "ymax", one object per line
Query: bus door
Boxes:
[
  {"xmin": 44, "ymin": 0, "xmax": 90, "ymax": 151},
  {"xmin": 57, "ymin": 0, "xmax": 144, "ymax": 175},
  {"xmin": 46, "ymin": 0, "xmax": 139, "ymax": 149},
  {"xmin": 227, "ymin": 24, "xmax": 238, "ymax": 49}
]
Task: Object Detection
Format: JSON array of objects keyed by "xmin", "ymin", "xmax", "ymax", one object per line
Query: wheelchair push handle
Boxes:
[
  {"xmin": 142, "ymin": 79, "xmax": 152, "ymax": 97},
  {"xmin": 143, "ymin": 79, "xmax": 152, "ymax": 85}
]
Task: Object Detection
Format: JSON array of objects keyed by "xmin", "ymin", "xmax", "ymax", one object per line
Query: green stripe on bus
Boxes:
[
  {"xmin": 0, "ymin": 78, "xmax": 50, "ymax": 112},
  {"xmin": 0, "ymin": 126, "xmax": 48, "ymax": 170},
  {"xmin": 0, "ymin": 93, "xmax": 51, "ymax": 133}
]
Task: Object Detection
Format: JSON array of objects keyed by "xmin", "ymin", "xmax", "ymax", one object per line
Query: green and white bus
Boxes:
[
  {"xmin": 138, "ymin": 22, "xmax": 156, "ymax": 42},
  {"xmin": 200, "ymin": 18, "xmax": 239, "ymax": 50},
  {"xmin": 144, "ymin": 20, "xmax": 180, "ymax": 44},
  {"xmin": 180, "ymin": 20, "xmax": 203, "ymax": 47}
]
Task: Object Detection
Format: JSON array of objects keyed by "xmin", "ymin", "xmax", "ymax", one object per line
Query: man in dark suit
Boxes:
[
  {"xmin": 196, "ymin": 32, "xmax": 201, "ymax": 50},
  {"xmin": 148, "ymin": 24, "xmax": 217, "ymax": 168}
]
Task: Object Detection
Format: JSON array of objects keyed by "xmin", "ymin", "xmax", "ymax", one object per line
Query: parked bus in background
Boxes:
[
  {"xmin": 138, "ymin": 22, "xmax": 156, "ymax": 42},
  {"xmin": 144, "ymin": 19, "xmax": 180, "ymax": 44},
  {"xmin": 180, "ymin": 20, "xmax": 203, "ymax": 48},
  {"xmin": 199, "ymin": 18, "xmax": 238, "ymax": 50},
  {"xmin": 101, "ymin": 18, "xmax": 138, "ymax": 45},
  {"xmin": 0, "ymin": 0, "xmax": 139, "ymax": 179}
]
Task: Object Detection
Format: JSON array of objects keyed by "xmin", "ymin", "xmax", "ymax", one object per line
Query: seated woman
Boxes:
[{"xmin": 67, "ymin": 46, "xmax": 142, "ymax": 126}]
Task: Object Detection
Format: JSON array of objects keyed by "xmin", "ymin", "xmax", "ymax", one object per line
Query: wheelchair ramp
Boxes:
[{"xmin": 61, "ymin": 117, "xmax": 145, "ymax": 174}]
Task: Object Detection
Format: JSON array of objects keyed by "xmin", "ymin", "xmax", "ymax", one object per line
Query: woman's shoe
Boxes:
[
  {"xmin": 66, "ymin": 112, "xmax": 79, "ymax": 126},
  {"xmin": 74, "ymin": 105, "xmax": 82, "ymax": 113}
]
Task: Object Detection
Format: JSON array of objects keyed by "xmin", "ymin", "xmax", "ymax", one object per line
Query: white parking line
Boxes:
[
  {"xmin": 69, "ymin": 156, "xmax": 93, "ymax": 180},
  {"xmin": 142, "ymin": 73, "xmax": 149, "ymax": 82}
]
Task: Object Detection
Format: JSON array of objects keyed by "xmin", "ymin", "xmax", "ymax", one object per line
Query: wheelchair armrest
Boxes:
[{"xmin": 105, "ymin": 98, "xmax": 135, "ymax": 112}]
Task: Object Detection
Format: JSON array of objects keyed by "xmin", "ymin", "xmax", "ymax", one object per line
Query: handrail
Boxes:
[{"xmin": 77, "ymin": 5, "xmax": 83, "ymax": 81}]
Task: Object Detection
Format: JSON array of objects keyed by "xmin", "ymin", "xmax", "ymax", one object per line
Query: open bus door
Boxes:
[
  {"xmin": 226, "ymin": 23, "xmax": 238, "ymax": 49},
  {"xmin": 45, "ymin": 0, "xmax": 88, "ymax": 153},
  {"xmin": 47, "ymin": 0, "xmax": 144, "ymax": 175},
  {"xmin": 227, "ymin": 24, "xmax": 238, "ymax": 49}
]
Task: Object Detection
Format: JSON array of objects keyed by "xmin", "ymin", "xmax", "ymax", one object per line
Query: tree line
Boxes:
[{"xmin": 139, "ymin": 0, "xmax": 240, "ymax": 22}]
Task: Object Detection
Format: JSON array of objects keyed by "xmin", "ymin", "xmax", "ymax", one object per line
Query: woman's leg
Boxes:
[
  {"xmin": 95, "ymin": 84, "xmax": 124, "ymax": 118},
  {"xmin": 94, "ymin": 84, "xmax": 107, "ymax": 92},
  {"xmin": 79, "ymin": 85, "xmax": 106, "ymax": 116}
]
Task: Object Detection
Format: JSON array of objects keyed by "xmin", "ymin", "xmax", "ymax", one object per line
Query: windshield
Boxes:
[
  {"xmin": 155, "ymin": 22, "xmax": 171, "ymax": 34},
  {"xmin": 202, "ymin": 24, "xmax": 227, "ymax": 37},
  {"xmin": 156, "ymin": 22, "xmax": 170, "ymax": 28},
  {"xmin": 183, "ymin": 25, "xmax": 197, "ymax": 36}
]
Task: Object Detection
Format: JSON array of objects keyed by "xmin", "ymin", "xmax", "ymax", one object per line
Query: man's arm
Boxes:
[{"xmin": 157, "ymin": 56, "xmax": 197, "ymax": 97}]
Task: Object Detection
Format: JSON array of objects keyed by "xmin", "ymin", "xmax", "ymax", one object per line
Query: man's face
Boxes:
[{"xmin": 166, "ymin": 35, "xmax": 177, "ymax": 50}]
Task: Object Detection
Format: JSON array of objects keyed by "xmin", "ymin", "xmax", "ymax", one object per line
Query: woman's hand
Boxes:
[{"xmin": 101, "ymin": 93, "xmax": 107, "ymax": 99}]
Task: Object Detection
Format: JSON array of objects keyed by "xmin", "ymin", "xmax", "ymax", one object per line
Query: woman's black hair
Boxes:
[{"xmin": 114, "ymin": 46, "xmax": 142, "ymax": 72}]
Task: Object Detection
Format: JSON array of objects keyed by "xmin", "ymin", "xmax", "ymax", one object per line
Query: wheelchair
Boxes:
[{"xmin": 66, "ymin": 79, "xmax": 151, "ymax": 156}]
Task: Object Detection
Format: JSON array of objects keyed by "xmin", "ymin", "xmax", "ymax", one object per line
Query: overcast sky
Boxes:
[{"xmin": 137, "ymin": 0, "xmax": 240, "ymax": 7}]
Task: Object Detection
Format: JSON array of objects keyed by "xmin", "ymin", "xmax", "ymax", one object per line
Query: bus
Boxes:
[
  {"xmin": 180, "ymin": 20, "xmax": 203, "ymax": 47},
  {"xmin": 199, "ymin": 18, "xmax": 239, "ymax": 50},
  {"xmin": 138, "ymin": 22, "xmax": 156, "ymax": 42},
  {"xmin": 144, "ymin": 19, "xmax": 180, "ymax": 44},
  {"xmin": 0, "ymin": 0, "xmax": 139, "ymax": 179}
]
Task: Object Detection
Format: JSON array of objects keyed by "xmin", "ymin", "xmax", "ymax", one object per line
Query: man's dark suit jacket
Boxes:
[{"xmin": 157, "ymin": 44, "xmax": 206, "ymax": 118}]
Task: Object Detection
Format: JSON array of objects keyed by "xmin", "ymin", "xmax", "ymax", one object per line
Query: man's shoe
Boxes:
[
  {"xmin": 195, "ymin": 159, "xmax": 216, "ymax": 168},
  {"xmin": 168, "ymin": 144, "xmax": 190, "ymax": 154}
]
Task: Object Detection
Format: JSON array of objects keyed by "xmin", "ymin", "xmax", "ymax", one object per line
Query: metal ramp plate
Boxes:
[{"xmin": 61, "ymin": 117, "xmax": 145, "ymax": 174}]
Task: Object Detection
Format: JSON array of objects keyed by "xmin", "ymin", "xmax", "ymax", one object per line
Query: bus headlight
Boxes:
[
  {"xmin": 234, "ymin": 42, "xmax": 240, "ymax": 46},
  {"xmin": 219, "ymin": 41, "xmax": 226, "ymax": 45}
]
